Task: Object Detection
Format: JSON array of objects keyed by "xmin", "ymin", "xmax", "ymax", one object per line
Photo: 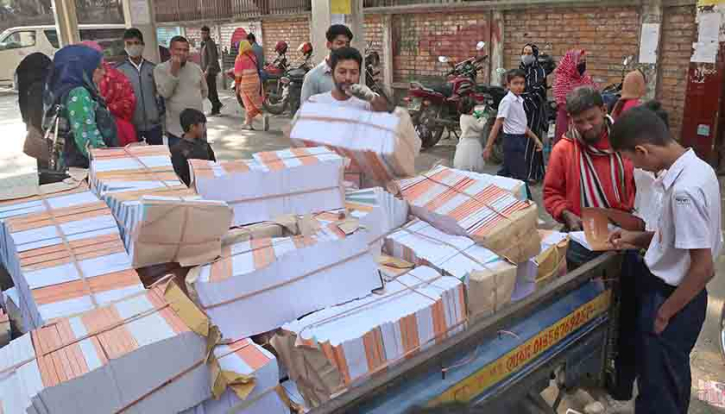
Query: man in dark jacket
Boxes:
[
  {"xmin": 200, "ymin": 26, "xmax": 223, "ymax": 116},
  {"xmin": 117, "ymin": 28, "xmax": 164, "ymax": 145}
]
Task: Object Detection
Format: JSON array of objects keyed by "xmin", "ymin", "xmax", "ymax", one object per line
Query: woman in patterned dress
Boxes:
[{"xmin": 234, "ymin": 40, "xmax": 264, "ymax": 130}]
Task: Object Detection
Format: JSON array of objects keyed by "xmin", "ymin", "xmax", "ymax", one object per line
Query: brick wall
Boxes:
[
  {"xmin": 656, "ymin": 6, "xmax": 696, "ymax": 140},
  {"xmin": 262, "ymin": 17, "xmax": 311, "ymax": 63},
  {"xmin": 391, "ymin": 12, "xmax": 491, "ymax": 83},
  {"xmin": 504, "ymin": 6, "xmax": 640, "ymax": 89}
]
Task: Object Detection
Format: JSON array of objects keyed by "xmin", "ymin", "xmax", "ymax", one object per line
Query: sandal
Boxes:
[{"xmin": 242, "ymin": 124, "xmax": 254, "ymax": 131}]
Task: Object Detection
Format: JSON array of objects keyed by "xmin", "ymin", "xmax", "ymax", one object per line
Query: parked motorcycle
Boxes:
[
  {"xmin": 405, "ymin": 41, "xmax": 488, "ymax": 149},
  {"xmin": 365, "ymin": 45, "xmax": 390, "ymax": 105},
  {"xmin": 281, "ymin": 42, "xmax": 315, "ymax": 117},
  {"xmin": 261, "ymin": 41, "xmax": 290, "ymax": 115},
  {"xmin": 471, "ymin": 69, "xmax": 507, "ymax": 164}
]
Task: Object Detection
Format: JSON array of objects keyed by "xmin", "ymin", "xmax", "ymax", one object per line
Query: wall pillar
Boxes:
[
  {"xmin": 310, "ymin": 0, "xmax": 365, "ymax": 67},
  {"xmin": 51, "ymin": 0, "xmax": 81, "ymax": 47},
  {"xmin": 638, "ymin": 0, "xmax": 664, "ymax": 100},
  {"xmin": 122, "ymin": 0, "xmax": 160, "ymax": 63},
  {"xmin": 381, "ymin": 14, "xmax": 394, "ymax": 95},
  {"xmin": 489, "ymin": 10, "xmax": 504, "ymax": 86}
]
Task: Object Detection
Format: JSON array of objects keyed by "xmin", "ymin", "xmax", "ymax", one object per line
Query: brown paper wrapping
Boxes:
[
  {"xmin": 270, "ymin": 330, "xmax": 344, "ymax": 408},
  {"xmin": 466, "ymin": 260, "xmax": 518, "ymax": 321},
  {"xmin": 533, "ymin": 232, "xmax": 570, "ymax": 286},
  {"xmin": 473, "ymin": 203, "xmax": 542, "ymax": 264}
]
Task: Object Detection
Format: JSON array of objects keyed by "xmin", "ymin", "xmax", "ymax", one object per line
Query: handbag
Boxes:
[{"xmin": 22, "ymin": 125, "xmax": 50, "ymax": 161}]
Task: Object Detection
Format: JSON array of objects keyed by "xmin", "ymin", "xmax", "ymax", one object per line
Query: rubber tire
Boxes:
[
  {"xmin": 263, "ymin": 96, "xmax": 287, "ymax": 115},
  {"xmin": 480, "ymin": 117, "xmax": 505, "ymax": 165},
  {"xmin": 719, "ymin": 302, "xmax": 725, "ymax": 362},
  {"xmin": 236, "ymin": 92, "xmax": 245, "ymax": 109},
  {"xmin": 417, "ymin": 106, "xmax": 444, "ymax": 149}
]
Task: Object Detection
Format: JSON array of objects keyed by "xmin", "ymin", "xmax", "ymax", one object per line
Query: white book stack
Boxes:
[
  {"xmin": 182, "ymin": 338, "xmax": 288, "ymax": 414},
  {"xmin": 273, "ymin": 266, "xmax": 465, "ymax": 405},
  {"xmin": 393, "ymin": 166, "xmax": 541, "ymax": 263},
  {"xmin": 105, "ymin": 189, "xmax": 232, "ymax": 268},
  {"xmin": 189, "ymin": 147, "xmax": 346, "ymax": 227},
  {"xmin": 89, "ymin": 146, "xmax": 182, "ymax": 197},
  {"xmin": 0, "ymin": 281, "xmax": 216, "ymax": 414},
  {"xmin": 511, "ymin": 230, "xmax": 570, "ymax": 302},
  {"xmin": 384, "ymin": 219, "xmax": 518, "ymax": 319},
  {"xmin": 0, "ymin": 184, "xmax": 145, "ymax": 332},
  {"xmin": 186, "ymin": 231, "xmax": 382, "ymax": 339},
  {"xmin": 289, "ymin": 102, "xmax": 421, "ymax": 187}
]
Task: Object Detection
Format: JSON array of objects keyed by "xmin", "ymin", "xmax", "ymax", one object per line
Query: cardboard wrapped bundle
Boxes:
[
  {"xmin": 222, "ymin": 214, "xmax": 323, "ymax": 247},
  {"xmin": 0, "ymin": 183, "xmax": 144, "ymax": 332},
  {"xmin": 105, "ymin": 189, "xmax": 232, "ymax": 268},
  {"xmin": 189, "ymin": 147, "xmax": 346, "ymax": 227},
  {"xmin": 384, "ymin": 219, "xmax": 518, "ymax": 319},
  {"xmin": 289, "ymin": 102, "xmax": 421, "ymax": 187},
  {"xmin": 182, "ymin": 338, "xmax": 289, "ymax": 414},
  {"xmin": 0, "ymin": 280, "xmax": 219, "ymax": 414},
  {"xmin": 511, "ymin": 230, "xmax": 570, "ymax": 302},
  {"xmin": 89, "ymin": 145, "xmax": 182, "ymax": 197},
  {"xmin": 392, "ymin": 166, "xmax": 541, "ymax": 263},
  {"xmin": 271, "ymin": 266, "xmax": 466, "ymax": 407},
  {"xmin": 186, "ymin": 231, "xmax": 382, "ymax": 339}
]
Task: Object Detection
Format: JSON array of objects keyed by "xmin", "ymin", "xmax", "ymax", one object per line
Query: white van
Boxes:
[{"xmin": 0, "ymin": 24, "xmax": 127, "ymax": 87}]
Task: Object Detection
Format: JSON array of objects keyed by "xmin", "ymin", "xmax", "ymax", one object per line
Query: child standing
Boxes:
[
  {"xmin": 483, "ymin": 69, "xmax": 543, "ymax": 182},
  {"xmin": 170, "ymin": 108, "xmax": 217, "ymax": 187},
  {"xmin": 453, "ymin": 96, "xmax": 486, "ymax": 172},
  {"xmin": 609, "ymin": 106, "xmax": 722, "ymax": 414}
]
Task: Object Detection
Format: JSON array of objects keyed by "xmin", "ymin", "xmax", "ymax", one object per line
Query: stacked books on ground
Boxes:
[
  {"xmin": 189, "ymin": 147, "xmax": 346, "ymax": 226},
  {"xmin": 384, "ymin": 218, "xmax": 518, "ymax": 319},
  {"xmin": 392, "ymin": 165, "xmax": 540, "ymax": 263},
  {"xmin": 89, "ymin": 145, "xmax": 182, "ymax": 197},
  {"xmin": 0, "ymin": 280, "xmax": 216, "ymax": 414},
  {"xmin": 272, "ymin": 266, "xmax": 465, "ymax": 407},
  {"xmin": 186, "ymin": 231, "xmax": 382, "ymax": 339},
  {"xmin": 289, "ymin": 103, "xmax": 421, "ymax": 187},
  {"xmin": 182, "ymin": 338, "xmax": 288, "ymax": 414},
  {"xmin": 0, "ymin": 183, "xmax": 144, "ymax": 332}
]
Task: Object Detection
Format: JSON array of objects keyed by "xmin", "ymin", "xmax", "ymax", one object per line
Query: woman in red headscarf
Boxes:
[
  {"xmin": 553, "ymin": 49, "xmax": 595, "ymax": 144},
  {"xmin": 80, "ymin": 41, "xmax": 138, "ymax": 146}
]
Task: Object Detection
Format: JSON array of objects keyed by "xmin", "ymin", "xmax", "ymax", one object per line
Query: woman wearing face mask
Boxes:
[
  {"xmin": 520, "ymin": 43, "xmax": 547, "ymax": 182},
  {"xmin": 80, "ymin": 41, "xmax": 138, "ymax": 146},
  {"xmin": 45, "ymin": 44, "xmax": 118, "ymax": 169},
  {"xmin": 553, "ymin": 49, "xmax": 595, "ymax": 144}
]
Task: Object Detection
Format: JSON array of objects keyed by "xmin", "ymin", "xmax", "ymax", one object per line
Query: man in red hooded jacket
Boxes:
[{"xmin": 544, "ymin": 86, "xmax": 636, "ymax": 267}]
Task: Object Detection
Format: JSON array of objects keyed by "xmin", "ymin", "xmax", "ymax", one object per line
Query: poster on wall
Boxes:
[{"xmin": 331, "ymin": 0, "xmax": 351, "ymax": 14}]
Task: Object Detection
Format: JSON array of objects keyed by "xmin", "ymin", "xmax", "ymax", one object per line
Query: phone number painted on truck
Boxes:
[{"xmin": 431, "ymin": 289, "xmax": 612, "ymax": 404}]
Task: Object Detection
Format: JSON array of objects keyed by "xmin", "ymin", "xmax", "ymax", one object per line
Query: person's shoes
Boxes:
[{"xmin": 242, "ymin": 124, "xmax": 254, "ymax": 131}]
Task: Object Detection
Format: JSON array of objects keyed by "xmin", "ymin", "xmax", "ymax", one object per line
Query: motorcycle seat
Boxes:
[{"xmin": 432, "ymin": 83, "xmax": 453, "ymax": 97}]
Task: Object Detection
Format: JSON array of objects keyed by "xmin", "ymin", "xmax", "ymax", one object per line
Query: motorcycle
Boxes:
[
  {"xmin": 281, "ymin": 42, "xmax": 315, "ymax": 117},
  {"xmin": 365, "ymin": 45, "xmax": 390, "ymax": 105},
  {"xmin": 405, "ymin": 41, "xmax": 488, "ymax": 149},
  {"xmin": 261, "ymin": 45, "xmax": 290, "ymax": 115}
]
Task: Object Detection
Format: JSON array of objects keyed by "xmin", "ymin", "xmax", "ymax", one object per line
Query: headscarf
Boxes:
[
  {"xmin": 234, "ymin": 40, "xmax": 258, "ymax": 77},
  {"xmin": 620, "ymin": 70, "xmax": 646, "ymax": 100},
  {"xmin": 520, "ymin": 43, "xmax": 546, "ymax": 102},
  {"xmin": 237, "ymin": 40, "xmax": 253, "ymax": 58},
  {"xmin": 553, "ymin": 49, "xmax": 595, "ymax": 105},
  {"xmin": 16, "ymin": 52, "xmax": 52, "ymax": 94},
  {"xmin": 47, "ymin": 44, "xmax": 103, "ymax": 103},
  {"xmin": 17, "ymin": 53, "xmax": 52, "ymax": 128}
]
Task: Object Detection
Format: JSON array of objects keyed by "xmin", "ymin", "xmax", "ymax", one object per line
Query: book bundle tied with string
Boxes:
[
  {"xmin": 288, "ymin": 102, "xmax": 421, "ymax": 188},
  {"xmin": 0, "ymin": 279, "xmax": 234, "ymax": 414},
  {"xmin": 390, "ymin": 165, "xmax": 541, "ymax": 264},
  {"xmin": 0, "ymin": 182, "xmax": 145, "ymax": 333},
  {"xmin": 188, "ymin": 147, "xmax": 346, "ymax": 227}
]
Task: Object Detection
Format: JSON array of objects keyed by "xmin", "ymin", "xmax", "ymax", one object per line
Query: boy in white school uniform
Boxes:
[
  {"xmin": 608, "ymin": 106, "xmax": 722, "ymax": 414},
  {"xmin": 484, "ymin": 69, "xmax": 542, "ymax": 190}
]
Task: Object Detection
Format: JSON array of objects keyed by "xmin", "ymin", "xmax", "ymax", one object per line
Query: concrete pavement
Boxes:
[{"xmin": 0, "ymin": 90, "xmax": 723, "ymax": 412}]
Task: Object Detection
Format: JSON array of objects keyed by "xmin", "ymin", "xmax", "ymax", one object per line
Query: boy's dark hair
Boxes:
[
  {"xmin": 459, "ymin": 95, "xmax": 476, "ymax": 115},
  {"xmin": 506, "ymin": 68, "xmax": 526, "ymax": 84},
  {"xmin": 247, "ymin": 33, "xmax": 256, "ymax": 43},
  {"xmin": 326, "ymin": 24, "xmax": 354, "ymax": 42},
  {"xmin": 610, "ymin": 106, "xmax": 673, "ymax": 151},
  {"xmin": 180, "ymin": 108, "xmax": 207, "ymax": 133},
  {"xmin": 642, "ymin": 100, "xmax": 669, "ymax": 129},
  {"xmin": 170, "ymin": 36, "xmax": 189, "ymax": 48},
  {"xmin": 566, "ymin": 86, "xmax": 604, "ymax": 116},
  {"xmin": 123, "ymin": 28, "xmax": 144, "ymax": 42},
  {"xmin": 330, "ymin": 47, "xmax": 362, "ymax": 72},
  {"xmin": 201, "ymin": 26, "xmax": 210, "ymax": 32}
]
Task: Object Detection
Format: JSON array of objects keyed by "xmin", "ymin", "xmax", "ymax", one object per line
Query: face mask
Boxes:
[
  {"xmin": 521, "ymin": 55, "xmax": 536, "ymax": 66},
  {"xmin": 577, "ymin": 62, "xmax": 586, "ymax": 75},
  {"xmin": 125, "ymin": 44, "xmax": 144, "ymax": 58}
]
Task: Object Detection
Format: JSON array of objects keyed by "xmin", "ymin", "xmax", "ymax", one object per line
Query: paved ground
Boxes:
[{"xmin": 1, "ymin": 89, "xmax": 724, "ymax": 412}]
